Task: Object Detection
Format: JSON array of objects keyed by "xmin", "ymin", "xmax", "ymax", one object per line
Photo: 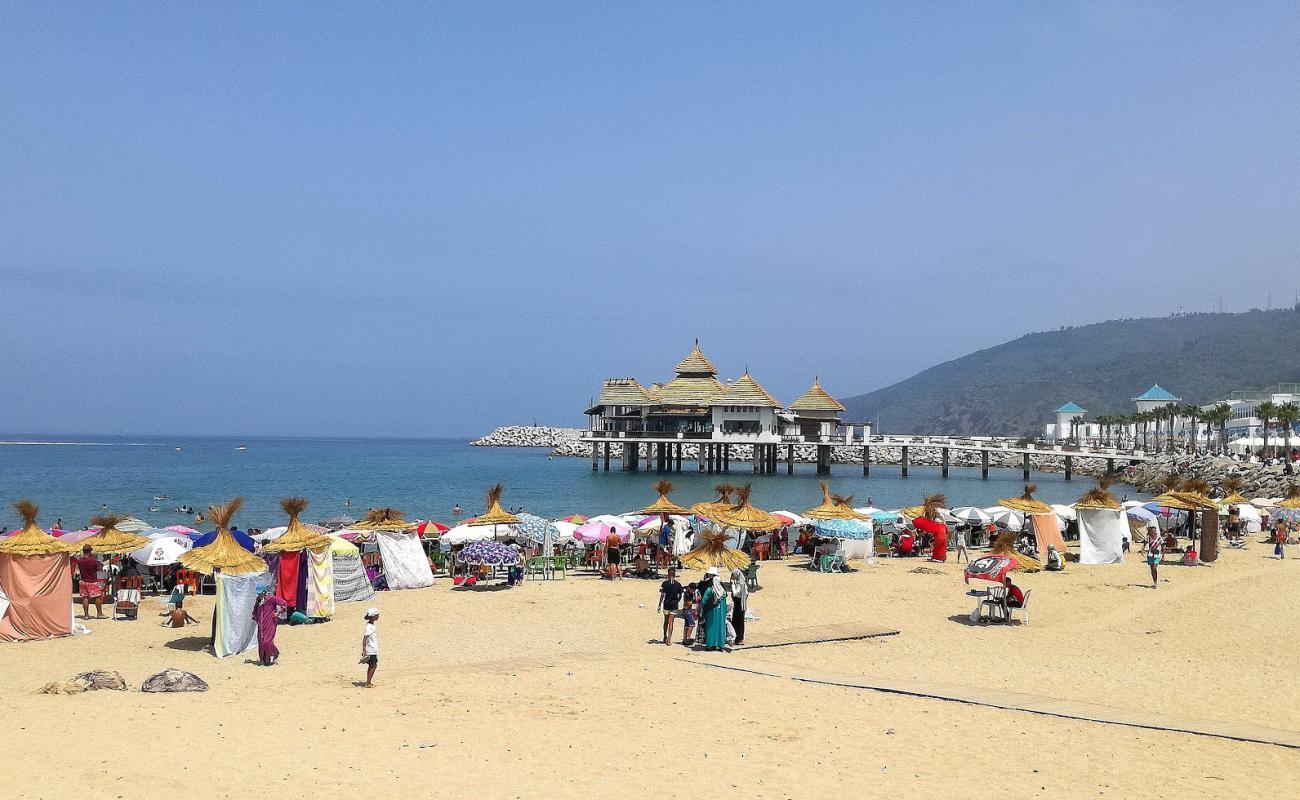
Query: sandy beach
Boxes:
[{"xmin": 2, "ymin": 543, "xmax": 1297, "ymax": 800}]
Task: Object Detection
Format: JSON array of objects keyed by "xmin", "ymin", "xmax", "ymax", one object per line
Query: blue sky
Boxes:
[{"xmin": 3, "ymin": 3, "xmax": 1297, "ymax": 437}]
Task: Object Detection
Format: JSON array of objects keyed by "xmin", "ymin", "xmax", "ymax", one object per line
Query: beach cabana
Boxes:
[
  {"xmin": 0, "ymin": 501, "xmax": 74, "ymax": 643},
  {"xmin": 353, "ymin": 507, "xmax": 433, "ymax": 591},
  {"xmin": 1074, "ymin": 480, "xmax": 1125, "ymax": 565},
  {"xmin": 261, "ymin": 498, "xmax": 334, "ymax": 617},
  {"xmin": 330, "ymin": 534, "xmax": 374, "ymax": 604},
  {"xmin": 998, "ymin": 484, "xmax": 1065, "ymax": 563},
  {"xmin": 178, "ymin": 499, "xmax": 269, "ymax": 658}
]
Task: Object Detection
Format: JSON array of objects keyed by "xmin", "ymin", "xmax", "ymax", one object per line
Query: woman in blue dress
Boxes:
[{"xmin": 700, "ymin": 567, "xmax": 728, "ymax": 651}]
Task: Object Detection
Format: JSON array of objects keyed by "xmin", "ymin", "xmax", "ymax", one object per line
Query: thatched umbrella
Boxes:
[
  {"xmin": 179, "ymin": 498, "xmax": 267, "ymax": 576},
  {"xmin": 1075, "ymin": 477, "xmax": 1121, "ymax": 510},
  {"xmin": 0, "ymin": 500, "xmax": 74, "ymax": 556},
  {"xmin": 262, "ymin": 498, "xmax": 332, "ymax": 554},
  {"xmin": 711, "ymin": 485, "xmax": 782, "ymax": 533},
  {"xmin": 690, "ymin": 483, "xmax": 735, "ymax": 519},
  {"xmin": 352, "ymin": 506, "xmax": 416, "ymax": 532},
  {"xmin": 470, "ymin": 485, "xmax": 520, "ymax": 527},
  {"xmin": 638, "ymin": 480, "xmax": 689, "ymax": 517},
  {"xmin": 1276, "ymin": 484, "xmax": 1300, "ymax": 511},
  {"xmin": 678, "ymin": 529, "xmax": 751, "ymax": 573},
  {"xmin": 997, "ymin": 484, "xmax": 1054, "ymax": 516},
  {"xmin": 1218, "ymin": 478, "xmax": 1249, "ymax": 507},
  {"xmin": 803, "ymin": 482, "xmax": 858, "ymax": 522},
  {"xmin": 80, "ymin": 513, "xmax": 150, "ymax": 555},
  {"xmin": 989, "ymin": 530, "xmax": 1042, "ymax": 572}
]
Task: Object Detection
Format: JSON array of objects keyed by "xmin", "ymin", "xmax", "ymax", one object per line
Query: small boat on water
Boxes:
[
  {"xmin": 148, "ymin": 506, "xmax": 161, "ymax": 513},
  {"xmin": 237, "ymin": 444, "xmax": 247, "ymax": 451},
  {"xmin": 154, "ymin": 495, "xmax": 171, "ymax": 500},
  {"xmin": 175, "ymin": 446, "xmax": 182, "ymax": 451}
]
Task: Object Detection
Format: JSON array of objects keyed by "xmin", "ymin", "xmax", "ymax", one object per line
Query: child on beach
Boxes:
[
  {"xmin": 359, "ymin": 607, "xmax": 380, "ymax": 687},
  {"xmin": 955, "ymin": 526, "xmax": 969, "ymax": 564},
  {"xmin": 680, "ymin": 582, "xmax": 697, "ymax": 646},
  {"xmin": 657, "ymin": 568, "xmax": 683, "ymax": 645}
]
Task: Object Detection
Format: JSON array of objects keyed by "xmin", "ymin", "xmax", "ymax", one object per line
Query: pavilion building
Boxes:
[{"xmin": 582, "ymin": 341, "xmax": 865, "ymax": 474}]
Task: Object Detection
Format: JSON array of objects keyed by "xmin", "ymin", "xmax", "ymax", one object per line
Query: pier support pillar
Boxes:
[
  {"xmin": 816, "ymin": 445, "xmax": 831, "ymax": 476},
  {"xmin": 675, "ymin": 443, "xmax": 682, "ymax": 472},
  {"xmin": 752, "ymin": 444, "xmax": 760, "ymax": 474},
  {"xmin": 1107, "ymin": 457, "xmax": 1115, "ymax": 475},
  {"xmin": 697, "ymin": 444, "xmax": 705, "ymax": 473},
  {"xmin": 863, "ymin": 445, "xmax": 870, "ymax": 476},
  {"xmin": 603, "ymin": 442, "xmax": 611, "ymax": 471},
  {"xmin": 723, "ymin": 445, "xmax": 730, "ymax": 473},
  {"xmin": 1064, "ymin": 455, "xmax": 1073, "ymax": 481},
  {"xmin": 770, "ymin": 445, "xmax": 778, "ymax": 473},
  {"xmin": 787, "ymin": 444, "xmax": 795, "ymax": 475},
  {"xmin": 592, "ymin": 442, "xmax": 598, "ymax": 471},
  {"xmin": 941, "ymin": 447, "xmax": 949, "ymax": 478},
  {"xmin": 1022, "ymin": 452, "xmax": 1030, "ymax": 482},
  {"xmin": 900, "ymin": 446, "xmax": 909, "ymax": 478},
  {"xmin": 981, "ymin": 449, "xmax": 989, "ymax": 479}
]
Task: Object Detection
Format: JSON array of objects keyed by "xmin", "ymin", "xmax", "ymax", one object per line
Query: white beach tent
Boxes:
[
  {"xmin": 130, "ymin": 531, "xmax": 193, "ymax": 566},
  {"xmin": 1077, "ymin": 508, "xmax": 1126, "ymax": 564},
  {"xmin": 1220, "ymin": 503, "xmax": 1263, "ymax": 533},
  {"xmin": 374, "ymin": 530, "xmax": 434, "ymax": 590}
]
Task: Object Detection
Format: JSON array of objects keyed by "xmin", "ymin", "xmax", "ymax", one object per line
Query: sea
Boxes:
[{"xmin": 0, "ymin": 436, "xmax": 1147, "ymax": 530}]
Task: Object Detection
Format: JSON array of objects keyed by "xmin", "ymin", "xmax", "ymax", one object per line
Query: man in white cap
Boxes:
[{"xmin": 359, "ymin": 607, "xmax": 380, "ymax": 687}]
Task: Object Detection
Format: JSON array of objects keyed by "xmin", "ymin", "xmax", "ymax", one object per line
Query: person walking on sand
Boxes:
[
  {"xmin": 606, "ymin": 528, "xmax": 622, "ymax": 581},
  {"xmin": 75, "ymin": 545, "xmax": 107, "ymax": 619},
  {"xmin": 700, "ymin": 567, "xmax": 728, "ymax": 652},
  {"xmin": 360, "ymin": 607, "xmax": 380, "ymax": 687},
  {"xmin": 657, "ymin": 568, "xmax": 683, "ymax": 645},
  {"xmin": 252, "ymin": 584, "xmax": 287, "ymax": 666},
  {"xmin": 1145, "ymin": 525, "xmax": 1162, "ymax": 589},
  {"xmin": 955, "ymin": 525, "xmax": 970, "ymax": 564},
  {"xmin": 729, "ymin": 566, "xmax": 749, "ymax": 646}
]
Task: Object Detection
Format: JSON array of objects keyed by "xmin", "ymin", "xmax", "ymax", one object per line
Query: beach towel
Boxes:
[
  {"xmin": 213, "ymin": 571, "xmax": 266, "ymax": 658},
  {"xmin": 1078, "ymin": 508, "xmax": 1126, "ymax": 565},
  {"xmin": 0, "ymin": 553, "xmax": 74, "ymax": 642},
  {"xmin": 1030, "ymin": 514, "xmax": 1068, "ymax": 563},
  {"xmin": 331, "ymin": 555, "xmax": 376, "ymax": 603},
  {"xmin": 307, "ymin": 547, "xmax": 335, "ymax": 618},
  {"xmin": 277, "ymin": 552, "xmax": 301, "ymax": 609},
  {"xmin": 375, "ymin": 531, "xmax": 434, "ymax": 590}
]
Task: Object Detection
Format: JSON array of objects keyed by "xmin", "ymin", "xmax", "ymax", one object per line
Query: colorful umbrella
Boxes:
[
  {"xmin": 416, "ymin": 520, "xmax": 449, "ymax": 537},
  {"xmin": 947, "ymin": 506, "xmax": 993, "ymax": 526},
  {"xmin": 772, "ymin": 510, "xmax": 812, "ymax": 527},
  {"xmin": 516, "ymin": 513, "xmax": 557, "ymax": 545},
  {"xmin": 455, "ymin": 540, "xmax": 521, "ymax": 566},
  {"xmin": 574, "ymin": 515, "xmax": 633, "ymax": 543},
  {"xmin": 556, "ymin": 514, "xmax": 588, "ymax": 524},
  {"xmin": 813, "ymin": 518, "xmax": 873, "ymax": 540},
  {"xmin": 130, "ymin": 534, "xmax": 193, "ymax": 566},
  {"xmin": 964, "ymin": 555, "xmax": 1015, "ymax": 585}
]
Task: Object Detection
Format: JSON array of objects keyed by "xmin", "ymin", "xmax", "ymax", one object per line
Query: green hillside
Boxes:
[{"xmin": 842, "ymin": 307, "xmax": 1300, "ymax": 435}]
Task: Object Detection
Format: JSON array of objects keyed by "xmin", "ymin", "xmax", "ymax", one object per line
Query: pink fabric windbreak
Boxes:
[
  {"xmin": 0, "ymin": 553, "xmax": 73, "ymax": 642},
  {"xmin": 1031, "ymin": 514, "xmax": 1068, "ymax": 562}
]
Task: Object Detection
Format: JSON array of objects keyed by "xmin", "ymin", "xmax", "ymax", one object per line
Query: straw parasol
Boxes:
[
  {"xmin": 997, "ymin": 484, "xmax": 1054, "ymax": 516},
  {"xmin": 1075, "ymin": 477, "xmax": 1121, "ymax": 510},
  {"xmin": 803, "ymin": 482, "xmax": 859, "ymax": 521},
  {"xmin": 711, "ymin": 485, "xmax": 782, "ymax": 532},
  {"xmin": 0, "ymin": 500, "xmax": 74, "ymax": 556},
  {"xmin": 1219, "ymin": 478, "xmax": 1249, "ymax": 506},
  {"xmin": 690, "ymin": 483, "xmax": 735, "ymax": 519},
  {"xmin": 988, "ymin": 529, "xmax": 1042, "ymax": 572},
  {"xmin": 261, "ymin": 497, "xmax": 332, "ymax": 553},
  {"xmin": 639, "ymin": 480, "xmax": 689, "ymax": 516},
  {"xmin": 80, "ymin": 513, "xmax": 150, "ymax": 555},
  {"xmin": 178, "ymin": 498, "xmax": 267, "ymax": 576},
  {"xmin": 678, "ymin": 529, "xmax": 751, "ymax": 573},
  {"xmin": 352, "ymin": 506, "xmax": 416, "ymax": 532},
  {"xmin": 1277, "ymin": 484, "xmax": 1300, "ymax": 510},
  {"xmin": 470, "ymin": 484, "xmax": 520, "ymax": 527}
]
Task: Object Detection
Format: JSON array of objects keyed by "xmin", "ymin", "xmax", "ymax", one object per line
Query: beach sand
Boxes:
[{"xmin": 3, "ymin": 545, "xmax": 1298, "ymax": 799}]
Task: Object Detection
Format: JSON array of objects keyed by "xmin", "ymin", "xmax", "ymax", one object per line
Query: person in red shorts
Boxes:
[{"xmin": 75, "ymin": 545, "xmax": 107, "ymax": 619}]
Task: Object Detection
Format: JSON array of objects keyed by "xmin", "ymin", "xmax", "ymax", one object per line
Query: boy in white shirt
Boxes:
[{"xmin": 359, "ymin": 607, "xmax": 380, "ymax": 687}]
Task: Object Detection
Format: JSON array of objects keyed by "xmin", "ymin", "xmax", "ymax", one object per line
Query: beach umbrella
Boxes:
[
  {"xmin": 772, "ymin": 510, "xmax": 811, "ymax": 527},
  {"xmin": 0, "ymin": 500, "xmax": 75, "ymax": 556},
  {"xmin": 164, "ymin": 525, "xmax": 200, "ymax": 536},
  {"xmin": 813, "ymin": 518, "xmax": 873, "ymax": 540},
  {"xmin": 252, "ymin": 527, "xmax": 287, "ymax": 543},
  {"xmin": 130, "ymin": 534, "xmax": 193, "ymax": 566},
  {"xmin": 574, "ymin": 514, "xmax": 633, "ymax": 544},
  {"xmin": 1050, "ymin": 504, "xmax": 1078, "ymax": 521},
  {"xmin": 556, "ymin": 514, "xmax": 588, "ymax": 524},
  {"xmin": 416, "ymin": 521, "xmax": 449, "ymax": 538},
  {"xmin": 515, "ymin": 513, "xmax": 557, "ymax": 545},
  {"xmin": 455, "ymin": 540, "xmax": 521, "ymax": 567},
  {"xmin": 192, "ymin": 528, "xmax": 257, "ymax": 552},
  {"xmin": 985, "ymin": 506, "xmax": 1025, "ymax": 531},
  {"xmin": 321, "ymin": 514, "xmax": 356, "ymax": 528},
  {"xmin": 1125, "ymin": 505, "xmax": 1158, "ymax": 523},
  {"xmin": 441, "ymin": 523, "xmax": 511, "ymax": 546},
  {"xmin": 262, "ymin": 498, "xmax": 332, "ymax": 554},
  {"xmin": 638, "ymin": 480, "xmax": 689, "ymax": 516},
  {"xmin": 678, "ymin": 529, "xmax": 751, "ymax": 572},
  {"xmin": 803, "ymin": 482, "xmax": 860, "ymax": 522},
  {"xmin": 964, "ymin": 555, "xmax": 1015, "ymax": 585},
  {"xmin": 179, "ymin": 498, "xmax": 267, "ymax": 576},
  {"xmin": 352, "ymin": 506, "xmax": 415, "ymax": 532},
  {"xmin": 998, "ymin": 484, "xmax": 1054, "ymax": 516},
  {"xmin": 114, "ymin": 517, "xmax": 152, "ymax": 533},
  {"xmin": 711, "ymin": 485, "xmax": 782, "ymax": 532},
  {"xmin": 80, "ymin": 513, "xmax": 150, "ymax": 555},
  {"xmin": 1277, "ymin": 485, "xmax": 1300, "ymax": 510},
  {"xmin": 948, "ymin": 507, "xmax": 994, "ymax": 526},
  {"xmin": 1075, "ymin": 477, "xmax": 1122, "ymax": 511},
  {"xmin": 470, "ymin": 484, "xmax": 520, "ymax": 526},
  {"xmin": 327, "ymin": 535, "xmax": 359, "ymax": 557},
  {"xmin": 690, "ymin": 483, "xmax": 736, "ymax": 520},
  {"xmin": 862, "ymin": 509, "xmax": 903, "ymax": 524},
  {"xmin": 58, "ymin": 528, "xmax": 101, "ymax": 546},
  {"xmin": 551, "ymin": 520, "xmax": 580, "ymax": 543}
]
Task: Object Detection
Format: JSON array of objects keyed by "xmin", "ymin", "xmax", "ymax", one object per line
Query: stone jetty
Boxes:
[{"xmin": 1120, "ymin": 452, "xmax": 1297, "ymax": 497}]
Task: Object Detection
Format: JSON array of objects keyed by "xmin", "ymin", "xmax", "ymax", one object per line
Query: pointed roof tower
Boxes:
[
  {"xmin": 674, "ymin": 339, "xmax": 718, "ymax": 376},
  {"xmin": 790, "ymin": 378, "xmax": 846, "ymax": 413}
]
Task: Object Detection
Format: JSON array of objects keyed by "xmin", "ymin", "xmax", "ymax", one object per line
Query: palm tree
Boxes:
[
  {"xmin": 1071, "ymin": 415, "xmax": 1084, "ymax": 444},
  {"xmin": 1165, "ymin": 404, "xmax": 1181, "ymax": 452},
  {"xmin": 1136, "ymin": 410, "xmax": 1151, "ymax": 452},
  {"xmin": 1257, "ymin": 401, "xmax": 1279, "ymax": 460},
  {"xmin": 1202, "ymin": 403, "xmax": 1230, "ymax": 454},
  {"xmin": 1182, "ymin": 404, "xmax": 1203, "ymax": 453},
  {"xmin": 1276, "ymin": 401, "xmax": 1300, "ymax": 474}
]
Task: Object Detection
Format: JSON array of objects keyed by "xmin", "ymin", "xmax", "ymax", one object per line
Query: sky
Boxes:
[{"xmin": 3, "ymin": 3, "xmax": 1298, "ymax": 438}]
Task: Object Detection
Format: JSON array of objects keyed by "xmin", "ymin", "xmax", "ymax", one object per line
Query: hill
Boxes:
[{"xmin": 841, "ymin": 307, "xmax": 1300, "ymax": 435}]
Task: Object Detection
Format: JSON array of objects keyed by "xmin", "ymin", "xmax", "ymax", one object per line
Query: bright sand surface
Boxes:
[{"xmin": 4, "ymin": 546, "xmax": 1299, "ymax": 799}]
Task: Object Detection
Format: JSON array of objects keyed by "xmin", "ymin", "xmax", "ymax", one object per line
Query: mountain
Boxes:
[{"xmin": 841, "ymin": 307, "xmax": 1300, "ymax": 436}]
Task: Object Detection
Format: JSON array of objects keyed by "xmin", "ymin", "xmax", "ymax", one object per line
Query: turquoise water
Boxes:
[{"xmin": 0, "ymin": 436, "xmax": 1145, "ymax": 530}]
